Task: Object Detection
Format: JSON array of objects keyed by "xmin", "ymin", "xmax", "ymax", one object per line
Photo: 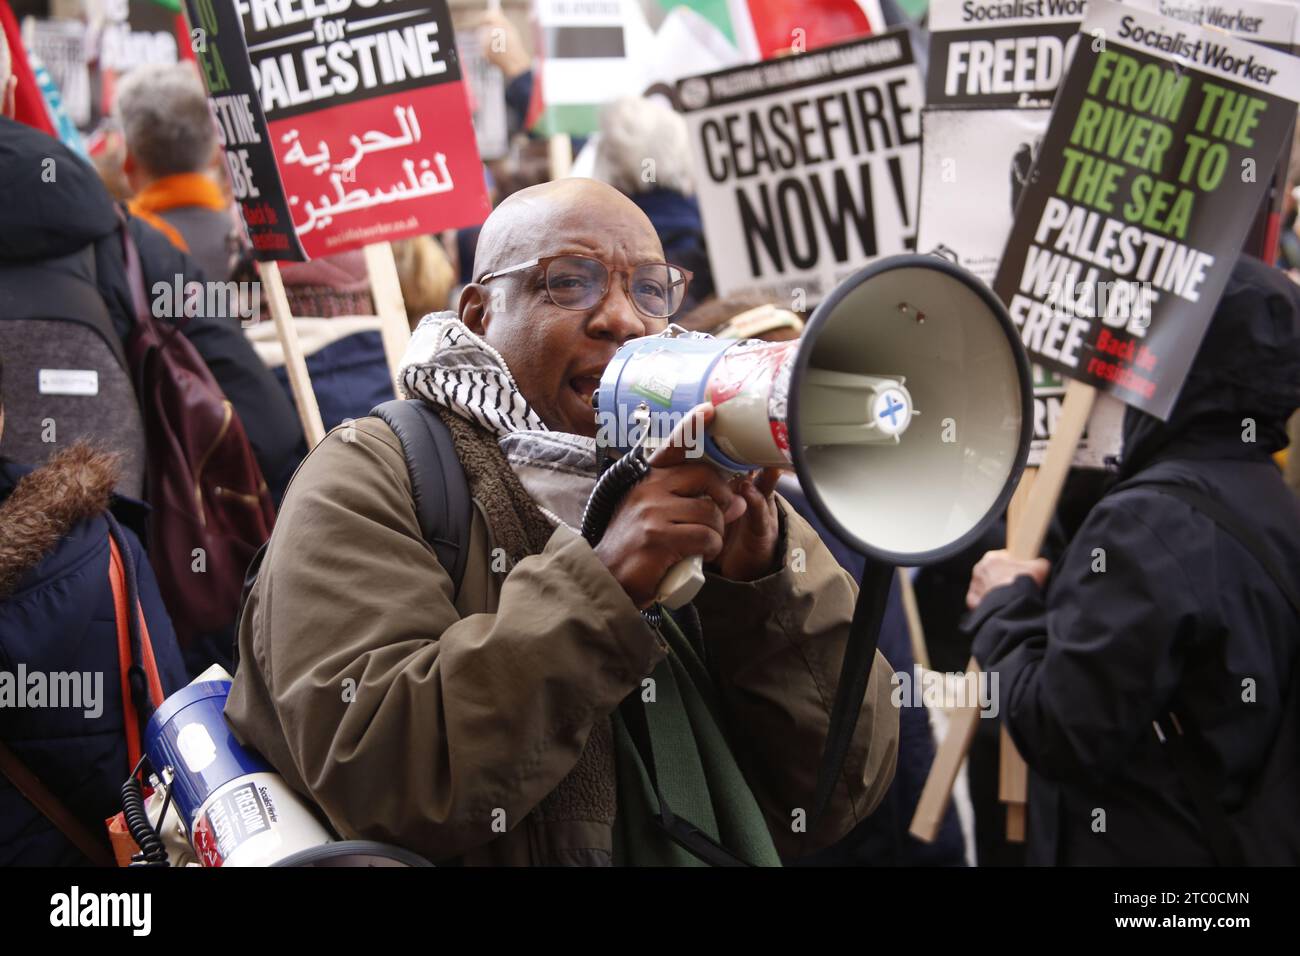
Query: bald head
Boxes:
[
  {"xmin": 472, "ymin": 178, "xmax": 662, "ymax": 281},
  {"xmin": 462, "ymin": 178, "xmax": 676, "ymax": 436}
]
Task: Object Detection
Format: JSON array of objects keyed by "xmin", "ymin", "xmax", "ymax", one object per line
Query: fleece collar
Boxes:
[{"xmin": 0, "ymin": 444, "xmax": 119, "ymax": 598}]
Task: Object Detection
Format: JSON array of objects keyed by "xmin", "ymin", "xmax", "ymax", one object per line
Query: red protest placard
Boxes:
[
  {"xmin": 272, "ymin": 83, "xmax": 488, "ymax": 256},
  {"xmin": 228, "ymin": 0, "xmax": 490, "ymax": 259}
]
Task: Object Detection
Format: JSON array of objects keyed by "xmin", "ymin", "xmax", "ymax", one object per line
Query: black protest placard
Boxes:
[
  {"xmin": 1129, "ymin": 0, "xmax": 1298, "ymax": 264},
  {"xmin": 184, "ymin": 0, "xmax": 305, "ymax": 259},
  {"xmin": 992, "ymin": 0, "xmax": 1300, "ymax": 420},
  {"xmin": 926, "ymin": 0, "xmax": 1089, "ymax": 107},
  {"xmin": 231, "ymin": 0, "xmax": 461, "ymax": 120},
  {"xmin": 677, "ymin": 30, "xmax": 923, "ymax": 306}
]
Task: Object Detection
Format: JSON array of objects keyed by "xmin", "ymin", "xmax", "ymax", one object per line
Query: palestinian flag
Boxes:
[{"xmin": 528, "ymin": 0, "xmax": 886, "ymax": 136}]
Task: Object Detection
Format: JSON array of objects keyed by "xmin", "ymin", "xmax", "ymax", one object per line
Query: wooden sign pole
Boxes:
[
  {"xmin": 261, "ymin": 261, "xmax": 325, "ymax": 448},
  {"xmin": 910, "ymin": 664, "xmax": 980, "ymax": 842},
  {"xmin": 897, "ymin": 567, "xmax": 932, "ymax": 672},
  {"xmin": 1000, "ymin": 467, "xmax": 1036, "ymax": 843},
  {"xmin": 363, "ymin": 241, "xmax": 413, "ymax": 384},
  {"xmin": 909, "ymin": 379, "xmax": 1098, "ymax": 843},
  {"xmin": 549, "ymin": 133, "xmax": 573, "ymax": 180},
  {"xmin": 259, "ymin": 242, "xmax": 412, "ymax": 451}
]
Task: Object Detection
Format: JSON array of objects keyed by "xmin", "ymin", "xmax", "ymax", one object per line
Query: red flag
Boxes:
[
  {"xmin": 0, "ymin": 0, "xmax": 57, "ymax": 135},
  {"xmin": 734, "ymin": 0, "xmax": 882, "ymax": 60}
]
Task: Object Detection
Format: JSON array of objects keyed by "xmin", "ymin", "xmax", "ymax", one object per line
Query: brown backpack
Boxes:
[{"xmin": 118, "ymin": 214, "xmax": 276, "ymax": 645}]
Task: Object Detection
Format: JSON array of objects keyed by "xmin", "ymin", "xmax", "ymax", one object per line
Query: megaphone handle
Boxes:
[{"xmin": 655, "ymin": 555, "xmax": 706, "ymax": 609}]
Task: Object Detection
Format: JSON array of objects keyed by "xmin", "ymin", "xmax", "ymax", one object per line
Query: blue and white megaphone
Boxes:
[
  {"xmin": 131, "ymin": 671, "xmax": 432, "ymax": 867},
  {"xmin": 592, "ymin": 254, "xmax": 1034, "ymax": 606}
]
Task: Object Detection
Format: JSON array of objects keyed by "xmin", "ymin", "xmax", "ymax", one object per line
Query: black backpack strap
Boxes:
[
  {"xmin": 234, "ymin": 401, "xmax": 472, "ymax": 672},
  {"xmin": 1130, "ymin": 482, "xmax": 1300, "ymax": 616},
  {"xmin": 0, "ymin": 245, "xmax": 128, "ymax": 374},
  {"xmin": 370, "ymin": 399, "xmax": 472, "ymax": 597},
  {"xmin": 1128, "ymin": 480, "xmax": 1300, "ymax": 866}
]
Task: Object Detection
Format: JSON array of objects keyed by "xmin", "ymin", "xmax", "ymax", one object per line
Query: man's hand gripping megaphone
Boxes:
[{"xmin": 591, "ymin": 403, "xmax": 783, "ymax": 610}]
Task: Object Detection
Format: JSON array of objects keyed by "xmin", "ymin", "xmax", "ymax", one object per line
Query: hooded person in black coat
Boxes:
[
  {"xmin": 0, "ymin": 356, "xmax": 190, "ymax": 865},
  {"xmin": 964, "ymin": 255, "xmax": 1300, "ymax": 866}
]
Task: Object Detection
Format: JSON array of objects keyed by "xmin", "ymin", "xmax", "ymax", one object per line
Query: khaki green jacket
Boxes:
[{"xmin": 225, "ymin": 417, "xmax": 898, "ymax": 865}]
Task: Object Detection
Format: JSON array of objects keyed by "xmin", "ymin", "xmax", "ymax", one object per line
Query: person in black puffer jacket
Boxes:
[{"xmin": 0, "ymin": 359, "xmax": 188, "ymax": 865}]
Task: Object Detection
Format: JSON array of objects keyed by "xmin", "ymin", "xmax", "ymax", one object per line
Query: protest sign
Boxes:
[
  {"xmin": 534, "ymin": 0, "xmax": 638, "ymax": 135},
  {"xmin": 24, "ymin": 16, "xmax": 92, "ymax": 128},
  {"xmin": 184, "ymin": 0, "xmax": 304, "ymax": 259},
  {"xmin": 916, "ymin": 107, "xmax": 1123, "ymax": 466},
  {"xmin": 458, "ymin": 31, "xmax": 509, "ymax": 162},
  {"xmin": 1027, "ymin": 362, "xmax": 1123, "ymax": 465},
  {"xmin": 97, "ymin": 0, "xmax": 183, "ymax": 121},
  {"xmin": 1129, "ymin": 0, "xmax": 1298, "ymax": 262},
  {"xmin": 1130, "ymin": 0, "xmax": 1297, "ymax": 51},
  {"xmin": 992, "ymin": 0, "xmax": 1300, "ymax": 420},
  {"xmin": 98, "ymin": 0, "xmax": 182, "ymax": 75},
  {"xmin": 926, "ymin": 0, "xmax": 1088, "ymax": 108},
  {"xmin": 677, "ymin": 29, "xmax": 923, "ymax": 305},
  {"xmin": 219, "ymin": 0, "xmax": 490, "ymax": 259},
  {"xmin": 917, "ymin": 107, "xmax": 1051, "ymax": 282}
]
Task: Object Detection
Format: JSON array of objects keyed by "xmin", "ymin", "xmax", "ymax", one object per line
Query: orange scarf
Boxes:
[{"xmin": 128, "ymin": 173, "xmax": 227, "ymax": 253}]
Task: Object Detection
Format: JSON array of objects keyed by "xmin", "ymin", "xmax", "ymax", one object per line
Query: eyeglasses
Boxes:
[{"xmin": 477, "ymin": 254, "xmax": 693, "ymax": 319}]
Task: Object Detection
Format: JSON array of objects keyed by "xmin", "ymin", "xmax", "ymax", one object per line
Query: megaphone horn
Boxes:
[
  {"xmin": 789, "ymin": 253, "xmax": 1033, "ymax": 567},
  {"xmin": 591, "ymin": 253, "xmax": 1033, "ymax": 601},
  {"xmin": 587, "ymin": 253, "xmax": 1034, "ymax": 834}
]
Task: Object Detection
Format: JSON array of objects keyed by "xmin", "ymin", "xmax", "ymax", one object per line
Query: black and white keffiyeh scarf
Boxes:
[
  {"xmin": 398, "ymin": 312, "xmax": 599, "ymax": 530},
  {"xmin": 399, "ymin": 312, "xmax": 547, "ymax": 435}
]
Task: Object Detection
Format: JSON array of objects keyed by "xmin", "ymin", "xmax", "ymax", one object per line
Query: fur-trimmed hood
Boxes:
[{"xmin": 0, "ymin": 443, "xmax": 120, "ymax": 598}]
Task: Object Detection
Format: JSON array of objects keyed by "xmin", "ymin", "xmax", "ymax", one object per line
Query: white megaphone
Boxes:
[{"xmin": 589, "ymin": 253, "xmax": 1033, "ymax": 606}]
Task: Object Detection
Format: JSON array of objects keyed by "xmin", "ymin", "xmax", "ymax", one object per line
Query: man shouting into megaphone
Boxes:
[{"xmin": 226, "ymin": 179, "xmax": 898, "ymax": 866}]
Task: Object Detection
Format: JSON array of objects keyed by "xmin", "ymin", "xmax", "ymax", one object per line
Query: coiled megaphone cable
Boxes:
[
  {"xmin": 122, "ymin": 754, "xmax": 169, "ymax": 867},
  {"xmin": 579, "ymin": 446, "xmax": 649, "ymax": 547},
  {"xmin": 581, "ymin": 445, "xmax": 666, "ymax": 628}
]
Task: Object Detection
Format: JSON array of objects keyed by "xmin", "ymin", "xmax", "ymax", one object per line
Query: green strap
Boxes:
[{"xmin": 612, "ymin": 609, "xmax": 782, "ymax": 867}]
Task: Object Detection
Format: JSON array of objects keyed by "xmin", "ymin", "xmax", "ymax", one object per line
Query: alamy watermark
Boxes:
[
  {"xmin": 594, "ymin": 408, "xmax": 706, "ymax": 459},
  {"xmin": 891, "ymin": 665, "xmax": 1000, "ymax": 719},
  {"xmin": 0, "ymin": 665, "xmax": 103, "ymax": 719},
  {"xmin": 50, "ymin": 887, "xmax": 150, "ymax": 935},
  {"xmin": 1043, "ymin": 277, "xmax": 1156, "ymax": 329},
  {"xmin": 152, "ymin": 274, "xmax": 261, "ymax": 326}
]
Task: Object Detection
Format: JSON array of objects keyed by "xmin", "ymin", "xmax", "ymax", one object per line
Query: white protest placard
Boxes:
[
  {"xmin": 1129, "ymin": 0, "xmax": 1297, "ymax": 51},
  {"xmin": 534, "ymin": 0, "xmax": 638, "ymax": 135},
  {"xmin": 458, "ymin": 31, "xmax": 510, "ymax": 161},
  {"xmin": 918, "ymin": 107, "xmax": 1051, "ymax": 283},
  {"xmin": 24, "ymin": 17, "xmax": 92, "ymax": 128},
  {"xmin": 677, "ymin": 29, "xmax": 924, "ymax": 306}
]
